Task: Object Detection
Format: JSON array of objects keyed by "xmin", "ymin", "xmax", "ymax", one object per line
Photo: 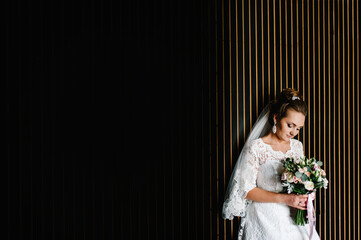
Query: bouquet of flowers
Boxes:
[{"xmin": 280, "ymin": 156, "xmax": 328, "ymax": 225}]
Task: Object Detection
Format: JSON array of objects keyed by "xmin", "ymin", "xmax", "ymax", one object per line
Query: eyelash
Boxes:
[{"xmin": 288, "ymin": 124, "xmax": 300, "ymax": 131}]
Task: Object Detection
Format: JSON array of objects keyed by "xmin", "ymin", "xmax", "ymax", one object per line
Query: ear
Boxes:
[{"xmin": 273, "ymin": 114, "xmax": 277, "ymax": 123}]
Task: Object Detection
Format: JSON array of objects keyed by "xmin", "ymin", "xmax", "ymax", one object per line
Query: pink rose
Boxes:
[{"xmin": 293, "ymin": 176, "xmax": 299, "ymax": 183}]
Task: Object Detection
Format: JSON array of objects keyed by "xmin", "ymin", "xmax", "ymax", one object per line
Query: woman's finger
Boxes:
[
  {"xmin": 300, "ymin": 196, "xmax": 309, "ymax": 201},
  {"xmin": 296, "ymin": 202, "xmax": 307, "ymax": 209}
]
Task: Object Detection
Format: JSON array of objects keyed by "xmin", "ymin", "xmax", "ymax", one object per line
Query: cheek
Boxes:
[{"xmin": 279, "ymin": 124, "xmax": 288, "ymax": 132}]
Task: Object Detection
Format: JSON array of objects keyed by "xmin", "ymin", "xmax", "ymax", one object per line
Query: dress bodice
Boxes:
[
  {"xmin": 222, "ymin": 137, "xmax": 320, "ymax": 240},
  {"xmin": 248, "ymin": 138, "xmax": 304, "ymax": 193}
]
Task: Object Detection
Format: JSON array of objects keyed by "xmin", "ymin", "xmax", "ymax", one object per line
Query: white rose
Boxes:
[{"xmin": 304, "ymin": 181, "xmax": 315, "ymax": 191}]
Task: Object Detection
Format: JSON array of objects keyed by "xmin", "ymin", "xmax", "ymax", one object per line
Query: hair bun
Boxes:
[{"xmin": 278, "ymin": 88, "xmax": 302, "ymax": 102}]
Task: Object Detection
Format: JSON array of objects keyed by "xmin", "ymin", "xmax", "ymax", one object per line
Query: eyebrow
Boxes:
[{"xmin": 289, "ymin": 122, "xmax": 304, "ymax": 128}]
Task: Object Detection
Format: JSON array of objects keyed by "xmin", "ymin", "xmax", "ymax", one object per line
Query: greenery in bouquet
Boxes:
[{"xmin": 280, "ymin": 156, "xmax": 328, "ymax": 225}]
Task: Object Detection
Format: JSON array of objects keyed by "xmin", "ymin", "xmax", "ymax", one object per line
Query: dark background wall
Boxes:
[
  {"xmin": 6, "ymin": 0, "xmax": 207, "ymax": 239},
  {"xmin": 5, "ymin": 0, "xmax": 359, "ymax": 240}
]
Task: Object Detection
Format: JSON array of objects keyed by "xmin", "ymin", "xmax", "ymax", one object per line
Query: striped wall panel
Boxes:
[
  {"xmin": 6, "ymin": 0, "xmax": 359, "ymax": 239},
  {"xmin": 206, "ymin": 0, "xmax": 360, "ymax": 239}
]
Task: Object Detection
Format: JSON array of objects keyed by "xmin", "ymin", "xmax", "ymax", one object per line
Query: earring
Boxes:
[{"xmin": 272, "ymin": 122, "xmax": 277, "ymax": 134}]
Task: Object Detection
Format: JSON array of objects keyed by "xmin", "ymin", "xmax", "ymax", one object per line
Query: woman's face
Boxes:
[{"xmin": 274, "ymin": 108, "xmax": 305, "ymax": 141}]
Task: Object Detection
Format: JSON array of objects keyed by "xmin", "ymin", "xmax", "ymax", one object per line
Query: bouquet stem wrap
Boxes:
[{"xmin": 307, "ymin": 192, "xmax": 316, "ymax": 240}]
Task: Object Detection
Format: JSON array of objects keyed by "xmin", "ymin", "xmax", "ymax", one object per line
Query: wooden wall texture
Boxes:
[
  {"xmin": 6, "ymin": 0, "xmax": 359, "ymax": 240},
  {"xmin": 205, "ymin": 0, "xmax": 360, "ymax": 239}
]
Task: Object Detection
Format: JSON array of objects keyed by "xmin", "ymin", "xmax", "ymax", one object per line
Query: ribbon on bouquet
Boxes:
[{"xmin": 307, "ymin": 192, "xmax": 316, "ymax": 240}]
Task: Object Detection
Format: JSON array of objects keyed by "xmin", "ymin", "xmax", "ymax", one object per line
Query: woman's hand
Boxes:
[
  {"xmin": 245, "ymin": 188, "xmax": 313, "ymax": 210},
  {"xmin": 280, "ymin": 193, "xmax": 309, "ymax": 210}
]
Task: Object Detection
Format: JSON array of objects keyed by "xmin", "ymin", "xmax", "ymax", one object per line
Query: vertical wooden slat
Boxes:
[
  {"xmin": 233, "ymin": 0, "xmax": 239, "ymax": 236},
  {"xmin": 221, "ymin": 0, "xmax": 225, "ymax": 238},
  {"xmin": 285, "ymin": 0, "xmax": 288, "ymax": 87},
  {"xmin": 207, "ymin": 2, "xmax": 212, "ymax": 238},
  {"xmin": 357, "ymin": 0, "xmax": 360, "ymax": 238},
  {"xmin": 342, "ymin": 0, "xmax": 346, "ymax": 238},
  {"xmin": 204, "ymin": 3, "xmax": 211, "ymax": 236},
  {"xmin": 228, "ymin": 0, "xmax": 232, "ymax": 238},
  {"xmin": 273, "ymin": 0, "xmax": 277, "ymax": 98},
  {"xmin": 255, "ymin": 0, "xmax": 258, "ymax": 117},
  {"xmin": 332, "ymin": 1, "xmax": 337, "ymax": 238},
  {"xmin": 351, "ymin": 1, "xmax": 356, "ymax": 238},
  {"xmin": 179, "ymin": 62, "xmax": 182, "ymax": 240},
  {"xmin": 291, "ymin": 0, "xmax": 294, "ymax": 88},
  {"xmin": 212, "ymin": 0, "xmax": 218, "ymax": 238},
  {"xmin": 346, "ymin": 0, "xmax": 351, "ymax": 239},
  {"xmin": 249, "ymin": 0, "xmax": 252, "ymax": 127},
  {"xmin": 242, "ymin": 0, "xmax": 246, "ymax": 141},
  {"xmin": 235, "ymin": 0, "xmax": 239, "ymax": 151},
  {"xmin": 279, "ymin": 0, "xmax": 283, "ymax": 90},
  {"xmin": 356, "ymin": 0, "xmax": 360, "ymax": 239},
  {"xmin": 327, "ymin": 1, "xmax": 332, "ymax": 238},
  {"xmin": 312, "ymin": 0, "xmax": 318, "ymax": 222},
  {"xmin": 307, "ymin": 0, "xmax": 310, "ymax": 163},
  {"xmin": 337, "ymin": 1, "xmax": 342, "ymax": 238},
  {"xmin": 296, "ymin": 0, "xmax": 299, "ymax": 90},
  {"xmin": 267, "ymin": 0, "xmax": 270, "ymax": 99},
  {"xmin": 317, "ymin": 0, "xmax": 322, "ymax": 236},
  {"xmin": 322, "ymin": 0, "xmax": 327, "ymax": 234},
  {"xmin": 261, "ymin": 0, "xmax": 264, "ymax": 106},
  {"xmin": 301, "ymin": 0, "xmax": 305, "ymax": 145}
]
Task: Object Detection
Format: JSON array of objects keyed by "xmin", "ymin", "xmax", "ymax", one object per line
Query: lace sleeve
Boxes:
[{"xmin": 222, "ymin": 141, "xmax": 260, "ymax": 220}]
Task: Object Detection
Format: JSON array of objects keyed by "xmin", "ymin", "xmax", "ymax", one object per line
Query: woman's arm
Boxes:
[{"xmin": 245, "ymin": 187, "xmax": 309, "ymax": 210}]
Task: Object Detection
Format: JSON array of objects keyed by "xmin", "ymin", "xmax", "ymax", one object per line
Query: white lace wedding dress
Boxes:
[{"xmin": 224, "ymin": 138, "xmax": 320, "ymax": 240}]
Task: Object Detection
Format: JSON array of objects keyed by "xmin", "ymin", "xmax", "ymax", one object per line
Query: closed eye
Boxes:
[{"xmin": 288, "ymin": 123, "xmax": 303, "ymax": 131}]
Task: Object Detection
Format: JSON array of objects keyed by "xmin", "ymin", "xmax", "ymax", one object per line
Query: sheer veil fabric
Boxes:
[{"xmin": 222, "ymin": 103, "xmax": 273, "ymax": 236}]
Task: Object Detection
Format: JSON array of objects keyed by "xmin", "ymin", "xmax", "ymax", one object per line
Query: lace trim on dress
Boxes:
[
  {"xmin": 256, "ymin": 138, "xmax": 304, "ymax": 163},
  {"xmin": 259, "ymin": 138, "xmax": 292, "ymax": 155},
  {"xmin": 222, "ymin": 141, "xmax": 260, "ymax": 220},
  {"xmin": 222, "ymin": 138, "xmax": 304, "ymax": 221}
]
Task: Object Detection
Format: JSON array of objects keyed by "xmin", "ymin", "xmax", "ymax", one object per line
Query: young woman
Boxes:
[{"xmin": 222, "ymin": 89, "xmax": 320, "ymax": 240}]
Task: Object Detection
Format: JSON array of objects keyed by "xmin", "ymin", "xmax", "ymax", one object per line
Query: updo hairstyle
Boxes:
[{"xmin": 268, "ymin": 88, "xmax": 308, "ymax": 125}]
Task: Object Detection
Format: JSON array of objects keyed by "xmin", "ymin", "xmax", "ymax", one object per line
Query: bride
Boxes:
[{"xmin": 222, "ymin": 88, "xmax": 320, "ymax": 240}]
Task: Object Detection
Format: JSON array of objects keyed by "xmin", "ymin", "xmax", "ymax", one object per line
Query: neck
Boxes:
[{"xmin": 266, "ymin": 132, "xmax": 289, "ymax": 144}]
